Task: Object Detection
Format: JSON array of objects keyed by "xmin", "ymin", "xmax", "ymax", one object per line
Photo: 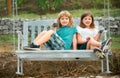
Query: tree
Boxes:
[
  {"xmin": 37, "ymin": 0, "xmax": 64, "ymax": 11},
  {"xmin": 7, "ymin": 0, "xmax": 12, "ymax": 15}
]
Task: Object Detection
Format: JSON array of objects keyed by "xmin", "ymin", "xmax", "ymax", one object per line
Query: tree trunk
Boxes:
[{"xmin": 7, "ymin": 0, "xmax": 12, "ymax": 15}]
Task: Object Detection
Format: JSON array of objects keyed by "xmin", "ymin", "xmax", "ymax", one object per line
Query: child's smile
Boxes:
[
  {"xmin": 82, "ymin": 15, "xmax": 92, "ymax": 27},
  {"xmin": 60, "ymin": 15, "xmax": 69, "ymax": 26}
]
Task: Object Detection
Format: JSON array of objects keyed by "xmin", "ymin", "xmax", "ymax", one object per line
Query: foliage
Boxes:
[
  {"xmin": 92, "ymin": 0, "xmax": 105, "ymax": 9},
  {"xmin": 59, "ymin": 0, "xmax": 112, "ymax": 9},
  {"xmin": 111, "ymin": 0, "xmax": 120, "ymax": 8},
  {"xmin": 37, "ymin": 0, "xmax": 64, "ymax": 11},
  {"xmin": 1, "ymin": 0, "xmax": 120, "ymax": 16},
  {"xmin": 0, "ymin": 0, "xmax": 7, "ymax": 16},
  {"xmin": 17, "ymin": 0, "xmax": 24, "ymax": 7}
]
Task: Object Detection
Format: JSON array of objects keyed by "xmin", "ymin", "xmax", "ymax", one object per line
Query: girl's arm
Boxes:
[
  {"xmin": 72, "ymin": 34, "xmax": 77, "ymax": 50},
  {"xmin": 94, "ymin": 29, "xmax": 103, "ymax": 41},
  {"xmin": 94, "ymin": 33, "xmax": 100, "ymax": 41},
  {"xmin": 77, "ymin": 33, "xmax": 86, "ymax": 44},
  {"xmin": 52, "ymin": 23, "xmax": 58, "ymax": 31}
]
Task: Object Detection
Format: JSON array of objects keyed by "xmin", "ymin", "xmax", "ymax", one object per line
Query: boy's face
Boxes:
[
  {"xmin": 60, "ymin": 15, "xmax": 69, "ymax": 26},
  {"xmin": 82, "ymin": 15, "xmax": 92, "ymax": 28}
]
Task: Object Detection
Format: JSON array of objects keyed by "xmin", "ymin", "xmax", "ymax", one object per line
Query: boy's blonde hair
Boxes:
[{"xmin": 57, "ymin": 11, "xmax": 74, "ymax": 28}]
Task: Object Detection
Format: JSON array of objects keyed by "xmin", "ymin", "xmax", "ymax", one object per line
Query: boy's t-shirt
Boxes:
[{"xmin": 56, "ymin": 26, "xmax": 77, "ymax": 50}]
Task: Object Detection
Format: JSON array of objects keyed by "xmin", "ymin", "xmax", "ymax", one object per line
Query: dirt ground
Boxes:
[{"xmin": 0, "ymin": 43, "xmax": 120, "ymax": 78}]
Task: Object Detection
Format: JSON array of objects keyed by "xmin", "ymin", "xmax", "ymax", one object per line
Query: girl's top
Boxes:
[
  {"xmin": 56, "ymin": 26, "xmax": 77, "ymax": 50},
  {"xmin": 76, "ymin": 26, "xmax": 98, "ymax": 41}
]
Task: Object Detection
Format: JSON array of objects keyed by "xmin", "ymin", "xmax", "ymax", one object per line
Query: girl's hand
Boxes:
[
  {"xmin": 52, "ymin": 23, "xmax": 58, "ymax": 31},
  {"xmin": 52, "ymin": 23, "xmax": 58, "ymax": 27},
  {"xmin": 86, "ymin": 36, "xmax": 91, "ymax": 41}
]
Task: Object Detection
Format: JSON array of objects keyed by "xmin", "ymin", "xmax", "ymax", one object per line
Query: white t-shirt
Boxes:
[{"xmin": 77, "ymin": 26, "xmax": 99, "ymax": 41}]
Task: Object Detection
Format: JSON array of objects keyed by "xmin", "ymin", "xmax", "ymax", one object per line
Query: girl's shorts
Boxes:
[
  {"xmin": 44, "ymin": 33, "xmax": 65, "ymax": 50},
  {"xmin": 77, "ymin": 42, "xmax": 88, "ymax": 49}
]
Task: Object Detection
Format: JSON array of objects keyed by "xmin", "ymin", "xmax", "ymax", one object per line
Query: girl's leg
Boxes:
[
  {"xmin": 87, "ymin": 37, "xmax": 101, "ymax": 50},
  {"xmin": 94, "ymin": 33, "xmax": 101, "ymax": 41},
  {"xmin": 34, "ymin": 30, "xmax": 47, "ymax": 41},
  {"xmin": 34, "ymin": 30, "xmax": 54, "ymax": 45}
]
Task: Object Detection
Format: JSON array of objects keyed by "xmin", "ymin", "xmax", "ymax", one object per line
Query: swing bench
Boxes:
[{"xmin": 15, "ymin": 19, "xmax": 112, "ymax": 75}]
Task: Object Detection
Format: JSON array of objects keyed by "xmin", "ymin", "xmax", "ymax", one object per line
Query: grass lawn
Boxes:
[
  {"xmin": 7, "ymin": 8, "xmax": 120, "ymax": 19},
  {"xmin": 111, "ymin": 35, "xmax": 120, "ymax": 49}
]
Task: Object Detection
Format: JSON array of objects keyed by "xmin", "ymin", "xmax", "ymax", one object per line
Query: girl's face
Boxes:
[
  {"xmin": 60, "ymin": 15, "xmax": 69, "ymax": 26},
  {"xmin": 82, "ymin": 15, "xmax": 92, "ymax": 28}
]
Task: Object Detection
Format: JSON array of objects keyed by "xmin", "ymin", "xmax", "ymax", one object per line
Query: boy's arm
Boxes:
[{"xmin": 72, "ymin": 34, "xmax": 77, "ymax": 50}]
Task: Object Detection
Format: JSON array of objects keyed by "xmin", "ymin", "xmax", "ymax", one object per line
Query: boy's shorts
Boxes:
[
  {"xmin": 44, "ymin": 33, "xmax": 65, "ymax": 50},
  {"xmin": 77, "ymin": 42, "xmax": 88, "ymax": 49}
]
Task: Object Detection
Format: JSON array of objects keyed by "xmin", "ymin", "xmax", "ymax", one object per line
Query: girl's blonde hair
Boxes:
[
  {"xmin": 80, "ymin": 12, "xmax": 95, "ymax": 28},
  {"xmin": 57, "ymin": 10, "xmax": 74, "ymax": 28}
]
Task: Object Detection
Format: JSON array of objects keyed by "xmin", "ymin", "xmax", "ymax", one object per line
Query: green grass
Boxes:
[
  {"xmin": 7, "ymin": 8, "xmax": 120, "ymax": 19},
  {"xmin": 0, "ymin": 34, "xmax": 17, "ymax": 43},
  {"xmin": 43, "ymin": 8, "xmax": 119, "ymax": 18},
  {"xmin": 111, "ymin": 35, "xmax": 120, "ymax": 49}
]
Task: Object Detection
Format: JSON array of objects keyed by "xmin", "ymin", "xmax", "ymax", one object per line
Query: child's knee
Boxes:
[
  {"xmin": 48, "ymin": 30, "xmax": 54, "ymax": 34},
  {"xmin": 42, "ymin": 30, "xmax": 47, "ymax": 33},
  {"xmin": 99, "ymin": 43, "xmax": 102, "ymax": 48}
]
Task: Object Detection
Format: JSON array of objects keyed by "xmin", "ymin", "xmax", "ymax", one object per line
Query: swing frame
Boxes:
[{"xmin": 12, "ymin": 0, "xmax": 112, "ymax": 75}]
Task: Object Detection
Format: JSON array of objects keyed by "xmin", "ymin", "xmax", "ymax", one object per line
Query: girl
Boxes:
[
  {"xmin": 77, "ymin": 12, "xmax": 112, "ymax": 59},
  {"xmin": 25, "ymin": 11, "xmax": 77, "ymax": 50}
]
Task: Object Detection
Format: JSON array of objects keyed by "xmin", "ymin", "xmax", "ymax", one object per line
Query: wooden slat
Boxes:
[
  {"xmin": 15, "ymin": 50, "xmax": 99, "ymax": 61},
  {"xmin": 23, "ymin": 21, "xmax": 29, "ymax": 46}
]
